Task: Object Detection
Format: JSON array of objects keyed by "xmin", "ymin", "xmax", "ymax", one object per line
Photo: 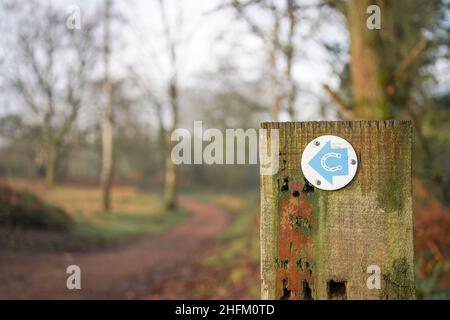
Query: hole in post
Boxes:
[
  {"xmin": 281, "ymin": 177, "xmax": 289, "ymax": 192},
  {"xmin": 280, "ymin": 279, "xmax": 291, "ymax": 300},
  {"xmin": 303, "ymin": 280, "xmax": 313, "ymax": 300},
  {"xmin": 302, "ymin": 179, "xmax": 314, "ymax": 193},
  {"xmin": 327, "ymin": 280, "xmax": 347, "ymax": 300},
  {"xmin": 296, "ymin": 258, "xmax": 303, "ymax": 271},
  {"xmin": 305, "ymin": 261, "xmax": 312, "ymax": 275}
]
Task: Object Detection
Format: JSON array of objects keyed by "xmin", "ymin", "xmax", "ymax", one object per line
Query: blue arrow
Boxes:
[{"xmin": 308, "ymin": 141, "xmax": 348, "ymax": 184}]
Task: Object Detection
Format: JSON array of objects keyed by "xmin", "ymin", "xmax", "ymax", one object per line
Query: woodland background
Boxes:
[{"xmin": 0, "ymin": 0, "xmax": 448, "ymax": 299}]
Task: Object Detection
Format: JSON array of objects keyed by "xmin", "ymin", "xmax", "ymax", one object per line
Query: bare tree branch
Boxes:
[
  {"xmin": 322, "ymin": 84, "xmax": 354, "ymax": 120},
  {"xmin": 394, "ymin": 34, "xmax": 428, "ymax": 81}
]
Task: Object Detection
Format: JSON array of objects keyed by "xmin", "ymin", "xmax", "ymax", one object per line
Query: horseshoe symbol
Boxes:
[{"xmin": 320, "ymin": 152, "xmax": 342, "ymax": 172}]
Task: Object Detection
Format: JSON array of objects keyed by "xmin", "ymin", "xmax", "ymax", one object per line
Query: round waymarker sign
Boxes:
[{"xmin": 301, "ymin": 135, "xmax": 358, "ymax": 191}]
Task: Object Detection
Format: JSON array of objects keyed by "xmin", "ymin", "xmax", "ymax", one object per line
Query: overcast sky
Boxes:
[
  {"xmin": 0, "ymin": 0, "xmax": 350, "ymax": 124},
  {"xmin": 2, "ymin": 0, "xmax": 448, "ymax": 127},
  {"xmin": 100, "ymin": 0, "xmax": 348, "ymax": 122}
]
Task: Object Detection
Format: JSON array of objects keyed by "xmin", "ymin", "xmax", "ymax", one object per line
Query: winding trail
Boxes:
[{"xmin": 0, "ymin": 196, "xmax": 228, "ymax": 299}]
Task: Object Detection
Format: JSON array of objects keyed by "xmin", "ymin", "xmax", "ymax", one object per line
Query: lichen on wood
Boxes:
[{"xmin": 260, "ymin": 121, "xmax": 415, "ymax": 300}]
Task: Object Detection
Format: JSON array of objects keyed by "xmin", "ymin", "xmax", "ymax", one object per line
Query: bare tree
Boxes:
[
  {"xmin": 158, "ymin": 0, "xmax": 180, "ymax": 210},
  {"xmin": 101, "ymin": 0, "xmax": 114, "ymax": 211},
  {"xmin": 223, "ymin": 0, "xmax": 303, "ymax": 120},
  {"xmin": 0, "ymin": 2, "xmax": 98, "ymax": 186}
]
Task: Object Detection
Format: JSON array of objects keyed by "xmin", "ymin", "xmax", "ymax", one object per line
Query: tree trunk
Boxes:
[
  {"xmin": 101, "ymin": 0, "xmax": 114, "ymax": 211},
  {"xmin": 285, "ymin": 0, "xmax": 297, "ymax": 120},
  {"xmin": 163, "ymin": 80, "xmax": 178, "ymax": 211},
  {"xmin": 164, "ymin": 135, "xmax": 176, "ymax": 210},
  {"xmin": 155, "ymin": 100, "xmax": 176, "ymax": 211},
  {"xmin": 45, "ymin": 142, "xmax": 57, "ymax": 187},
  {"xmin": 159, "ymin": 0, "xmax": 179, "ymax": 211},
  {"xmin": 346, "ymin": 0, "xmax": 391, "ymax": 119},
  {"xmin": 269, "ymin": 11, "xmax": 281, "ymax": 121},
  {"xmin": 101, "ymin": 88, "xmax": 114, "ymax": 211}
]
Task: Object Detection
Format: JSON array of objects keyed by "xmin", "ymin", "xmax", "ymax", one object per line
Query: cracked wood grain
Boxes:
[{"xmin": 260, "ymin": 121, "xmax": 415, "ymax": 300}]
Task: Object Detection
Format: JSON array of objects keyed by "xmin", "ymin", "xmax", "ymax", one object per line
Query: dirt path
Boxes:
[{"xmin": 0, "ymin": 196, "xmax": 229, "ymax": 299}]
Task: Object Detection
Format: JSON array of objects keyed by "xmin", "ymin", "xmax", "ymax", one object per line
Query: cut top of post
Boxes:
[{"xmin": 260, "ymin": 120, "xmax": 414, "ymax": 300}]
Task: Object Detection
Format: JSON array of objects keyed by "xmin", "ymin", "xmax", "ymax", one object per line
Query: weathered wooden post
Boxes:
[{"xmin": 260, "ymin": 121, "xmax": 415, "ymax": 300}]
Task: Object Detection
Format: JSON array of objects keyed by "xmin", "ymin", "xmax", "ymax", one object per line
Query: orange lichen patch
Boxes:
[{"xmin": 276, "ymin": 179, "xmax": 315, "ymax": 299}]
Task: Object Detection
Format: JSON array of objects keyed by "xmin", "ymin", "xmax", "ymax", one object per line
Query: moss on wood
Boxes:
[{"xmin": 261, "ymin": 121, "xmax": 414, "ymax": 300}]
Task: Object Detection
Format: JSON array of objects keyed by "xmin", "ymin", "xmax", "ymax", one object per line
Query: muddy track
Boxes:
[{"xmin": 0, "ymin": 196, "xmax": 228, "ymax": 299}]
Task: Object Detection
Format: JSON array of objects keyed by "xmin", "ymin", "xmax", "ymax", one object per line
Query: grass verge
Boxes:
[
  {"xmin": 189, "ymin": 191, "xmax": 261, "ymax": 299},
  {"xmin": 0, "ymin": 179, "xmax": 188, "ymax": 251}
]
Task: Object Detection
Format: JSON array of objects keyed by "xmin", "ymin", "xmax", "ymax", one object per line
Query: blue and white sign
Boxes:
[{"xmin": 301, "ymin": 135, "xmax": 358, "ymax": 191}]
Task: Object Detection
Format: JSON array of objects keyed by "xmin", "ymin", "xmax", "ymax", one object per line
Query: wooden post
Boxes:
[{"xmin": 260, "ymin": 121, "xmax": 415, "ymax": 300}]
